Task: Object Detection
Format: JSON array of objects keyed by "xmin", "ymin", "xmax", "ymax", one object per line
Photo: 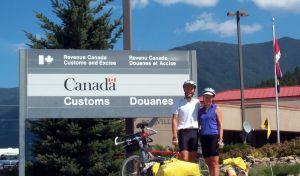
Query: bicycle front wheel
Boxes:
[{"xmin": 121, "ymin": 155, "xmax": 142, "ymax": 176}]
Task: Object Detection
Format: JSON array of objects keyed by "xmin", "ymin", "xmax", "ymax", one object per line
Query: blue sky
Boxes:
[{"xmin": 1, "ymin": 0, "xmax": 300, "ymax": 88}]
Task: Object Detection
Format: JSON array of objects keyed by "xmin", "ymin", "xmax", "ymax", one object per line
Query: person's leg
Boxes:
[
  {"xmin": 204, "ymin": 157, "xmax": 219, "ymax": 176},
  {"xmin": 178, "ymin": 130, "xmax": 190, "ymax": 161},
  {"xmin": 180, "ymin": 150, "xmax": 189, "ymax": 161},
  {"xmin": 188, "ymin": 129, "xmax": 199, "ymax": 162},
  {"xmin": 209, "ymin": 135, "xmax": 220, "ymax": 176},
  {"xmin": 188, "ymin": 151, "xmax": 198, "ymax": 163},
  {"xmin": 202, "ymin": 135, "xmax": 220, "ymax": 176},
  {"xmin": 204, "ymin": 157, "xmax": 214, "ymax": 175},
  {"xmin": 210, "ymin": 156, "xmax": 220, "ymax": 176},
  {"xmin": 201, "ymin": 135, "xmax": 211, "ymax": 172}
]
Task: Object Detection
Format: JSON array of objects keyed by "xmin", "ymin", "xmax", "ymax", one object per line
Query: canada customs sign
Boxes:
[{"xmin": 20, "ymin": 49, "xmax": 197, "ymax": 118}]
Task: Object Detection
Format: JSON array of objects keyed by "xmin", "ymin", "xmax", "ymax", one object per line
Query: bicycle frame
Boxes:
[{"xmin": 149, "ymin": 150, "xmax": 180, "ymax": 159}]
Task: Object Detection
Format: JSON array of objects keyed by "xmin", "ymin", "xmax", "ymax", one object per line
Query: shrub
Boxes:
[
  {"xmin": 152, "ymin": 144, "xmax": 165, "ymax": 151},
  {"xmin": 249, "ymin": 148, "xmax": 264, "ymax": 158},
  {"xmin": 0, "ymin": 166, "xmax": 18, "ymax": 176},
  {"xmin": 220, "ymin": 144, "xmax": 254, "ymax": 161},
  {"xmin": 258, "ymin": 143, "xmax": 281, "ymax": 157},
  {"xmin": 221, "ymin": 143, "xmax": 250, "ymax": 153},
  {"xmin": 277, "ymin": 137, "xmax": 300, "ymax": 157},
  {"xmin": 221, "ymin": 137, "xmax": 300, "ymax": 161}
]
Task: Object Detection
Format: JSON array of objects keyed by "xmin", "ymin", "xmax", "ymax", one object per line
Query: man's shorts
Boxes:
[
  {"xmin": 201, "ymin": 134, "xmax": 219, "ymax": 158},
  {"xmin": 178, "ymin": 129, "xmax": 198, "ymax": 152}
]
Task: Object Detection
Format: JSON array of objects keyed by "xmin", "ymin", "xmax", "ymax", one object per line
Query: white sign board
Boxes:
[{"xmin": 21, "ymin": 49, "xmax": 197, "ymax": 118}]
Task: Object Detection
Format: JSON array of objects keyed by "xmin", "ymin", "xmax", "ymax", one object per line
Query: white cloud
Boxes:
[
  {"xmin": 241, "ymin": 24, "xmax": 263, "ymax": 34},
  {"xmin": 131, "ymin": 0, "xmax": 218, "ymax": 8},
  {"xmin": 184, "ymin": 12, "xmax": 262, "ymax": 37},
  {"xmin": 154, "ymin": 0, "xmax": 218, "ymax": 7},
  {"xmin": 132, "ymin": 0, "xmax": 149, "ymax": 9},
  {"xmin": 252, "ymin": 0, "xmax": 300, "ymax": 13}
]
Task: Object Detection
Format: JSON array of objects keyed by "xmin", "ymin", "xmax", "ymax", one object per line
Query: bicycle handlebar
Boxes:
[
  {"xmin": 114, "ymin": 136, "xmax": 141, "ymax": 146},
  {"xmin": 114, "ymin": 127, "xmax": 158, "ymax": 146},
  {"xmin": 146, "ymin": 127, "xmax": 158, "ymax": 136}
]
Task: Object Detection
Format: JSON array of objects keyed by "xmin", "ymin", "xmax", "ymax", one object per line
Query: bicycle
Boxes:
[
  {"xmin": 115, "ymin": 122, "xmax": 209, "ymax": 176},
  {"xmin": 115, "ymin": 122, "xmax": 174, "ymax": 176}
]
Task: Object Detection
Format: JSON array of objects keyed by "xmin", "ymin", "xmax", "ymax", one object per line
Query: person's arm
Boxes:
[
  {"xmin": 216, "ymin": 106, "xmax": 223, "ymax": 142},
  {"xmin": 197, "ymin": 101, "xmax": 201, "ymax": 129},
  {"xmin": 172, "ymin": 113, "xmax": 179, "ymax": 145},
  {"xmin": 198, "ymin": 109, "xmax": 202, "ymax": 144},
  {"xmin": 198, "ymin": 109, "xmax": 201, "ymax": 129},
  {"xmin": 197, "ymin": 102, "xmax": 201, "ymax": 128}
]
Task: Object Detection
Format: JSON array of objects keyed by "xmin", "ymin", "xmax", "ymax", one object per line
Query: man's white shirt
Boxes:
[{"xmin": 172, "ymin": 97, "xmax": 200, "ymax": 129}]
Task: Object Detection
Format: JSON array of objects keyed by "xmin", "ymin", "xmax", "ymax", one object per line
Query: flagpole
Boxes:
[{"xmin": 272, "ymin": 18, "xmax": 280, "ymax": 144}]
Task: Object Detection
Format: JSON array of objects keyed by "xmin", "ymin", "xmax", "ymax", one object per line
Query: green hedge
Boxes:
[
  {"xmin": 220, "ymin": 137, "xmax": 300, "ymax": 161},
  {"xmin": 0, "ymin": 166, "xmax": 18, "ymax": 176}
]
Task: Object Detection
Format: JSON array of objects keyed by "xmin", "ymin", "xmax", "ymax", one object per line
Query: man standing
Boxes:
[{"xmin": 172, "ymin": 80, "xmax": 200, "ymax": 162}]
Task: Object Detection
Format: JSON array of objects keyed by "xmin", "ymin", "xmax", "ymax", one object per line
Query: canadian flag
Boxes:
[
  {"xmin": 274, "ymin": 37, "xmax": 281, "ymax": 63},
  {"xmin": 276, "ymin": 62, "xmax": 282, "ymax": 80},
  {"xmin": 274, "ymin": 37, "xmax": 282, "ymax": 93}
]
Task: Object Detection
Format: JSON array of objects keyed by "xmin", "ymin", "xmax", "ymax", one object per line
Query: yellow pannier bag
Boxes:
[
  {"xmin": 152, "ymin": 162, "xmax": 160, "ymax": 175},
  {"xmin": 223, "ymin": 157, "xmax": 247, "ymax": 171},
  {"xmin": 155, "ymin": 158, "xmax": 200, "ymax": 176}
]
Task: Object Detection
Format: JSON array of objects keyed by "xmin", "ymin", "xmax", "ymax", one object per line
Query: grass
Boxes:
[{"xmin": 249, "ymin": 163, "xmax": 300, "ymax": 176}]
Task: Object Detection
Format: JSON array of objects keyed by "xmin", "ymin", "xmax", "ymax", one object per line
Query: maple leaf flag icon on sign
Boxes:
[
  {"xmin": 39, "ymin": 55, "xmax": 54, "ymax": 65},
  {"xmin": 45, "ymin": 55, "xmax": 54, "ymax": 64}
]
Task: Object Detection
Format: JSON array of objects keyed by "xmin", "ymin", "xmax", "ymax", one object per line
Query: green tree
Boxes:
[
  {"xmin": 25, "ymin": 0, "xmax": 122, "ymax": 49},
  {"xmin": 25, "ymin": 0, "xmax": 125, "ymax": 176},
  {"xmin": 257, "ymin": 66, "xmax": 300, "ymax": 87},
  {"xmin": 292, "ymin": 67, "xmax": 300, "ymax": 85}
]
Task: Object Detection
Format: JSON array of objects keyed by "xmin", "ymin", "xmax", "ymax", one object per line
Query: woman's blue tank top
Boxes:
[{"xmin": 198, "ymin": 104, "xmax": 218, "ymax": 135}]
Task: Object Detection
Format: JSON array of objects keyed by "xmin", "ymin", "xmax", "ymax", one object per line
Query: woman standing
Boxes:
[{"xmin": 198, "ymin": 88, "xmax": 223, "ymax": 176}]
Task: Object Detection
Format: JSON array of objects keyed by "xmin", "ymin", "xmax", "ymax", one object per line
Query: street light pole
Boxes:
[
  {"xmin": 123, "ymin": 0, "xmax": 134, "ymax": 142},
  {"xmin": 123, "ymin": 0, "xmax": 132, "ymax": 50},
  {"xmin": 227, "ymin": 10, "xmax": 248, "ymax": 144}
]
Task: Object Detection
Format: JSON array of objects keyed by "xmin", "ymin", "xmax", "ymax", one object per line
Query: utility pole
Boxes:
[
  {"xmin": 122, "ymin": 0, "xmax": 135, "ymax": 147},
  {"xmin": 227, "ymin": 10, "xmax": 248, "ymax": 144}
]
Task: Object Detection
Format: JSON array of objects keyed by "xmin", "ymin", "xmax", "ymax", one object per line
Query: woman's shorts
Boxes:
[
  {"xmin": 178, "ymin": 129, "xmax": 198, "ymax": 152},
  {"xmin": 201, "ymin": 134, "xmax": 219, "ymax": 158}
]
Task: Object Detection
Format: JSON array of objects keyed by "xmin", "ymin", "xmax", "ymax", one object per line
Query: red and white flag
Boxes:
[
  {"xmin": 274, "ymin": 37, "xmax": 281, "ymax": 63},
  {"xmin": 274, "ymin": 37, "xmax": 282, "ymax": 93}
]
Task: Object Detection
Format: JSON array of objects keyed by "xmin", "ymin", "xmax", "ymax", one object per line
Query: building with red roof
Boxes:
[
  {"xmin": 199, "ymin": 86, "xmax": 300, "ymax": 146},
  {"xmin": 209, "ymin": 86, "xmax": 300, "ymax": 106}
]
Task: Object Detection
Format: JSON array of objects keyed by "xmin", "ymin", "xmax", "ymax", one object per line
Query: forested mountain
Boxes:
[{"xmin": 173, "ymin": 37, "xmax": 300, "ymax": 93}]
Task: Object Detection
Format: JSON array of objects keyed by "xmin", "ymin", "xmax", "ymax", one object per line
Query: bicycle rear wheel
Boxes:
[
  {"xmin": 198, "ymin": 158, "xmax": 209, "ymax": 176},
  {"xmin": 121, "ymin": 155, "xmax": 142, "ymax": 176}
]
